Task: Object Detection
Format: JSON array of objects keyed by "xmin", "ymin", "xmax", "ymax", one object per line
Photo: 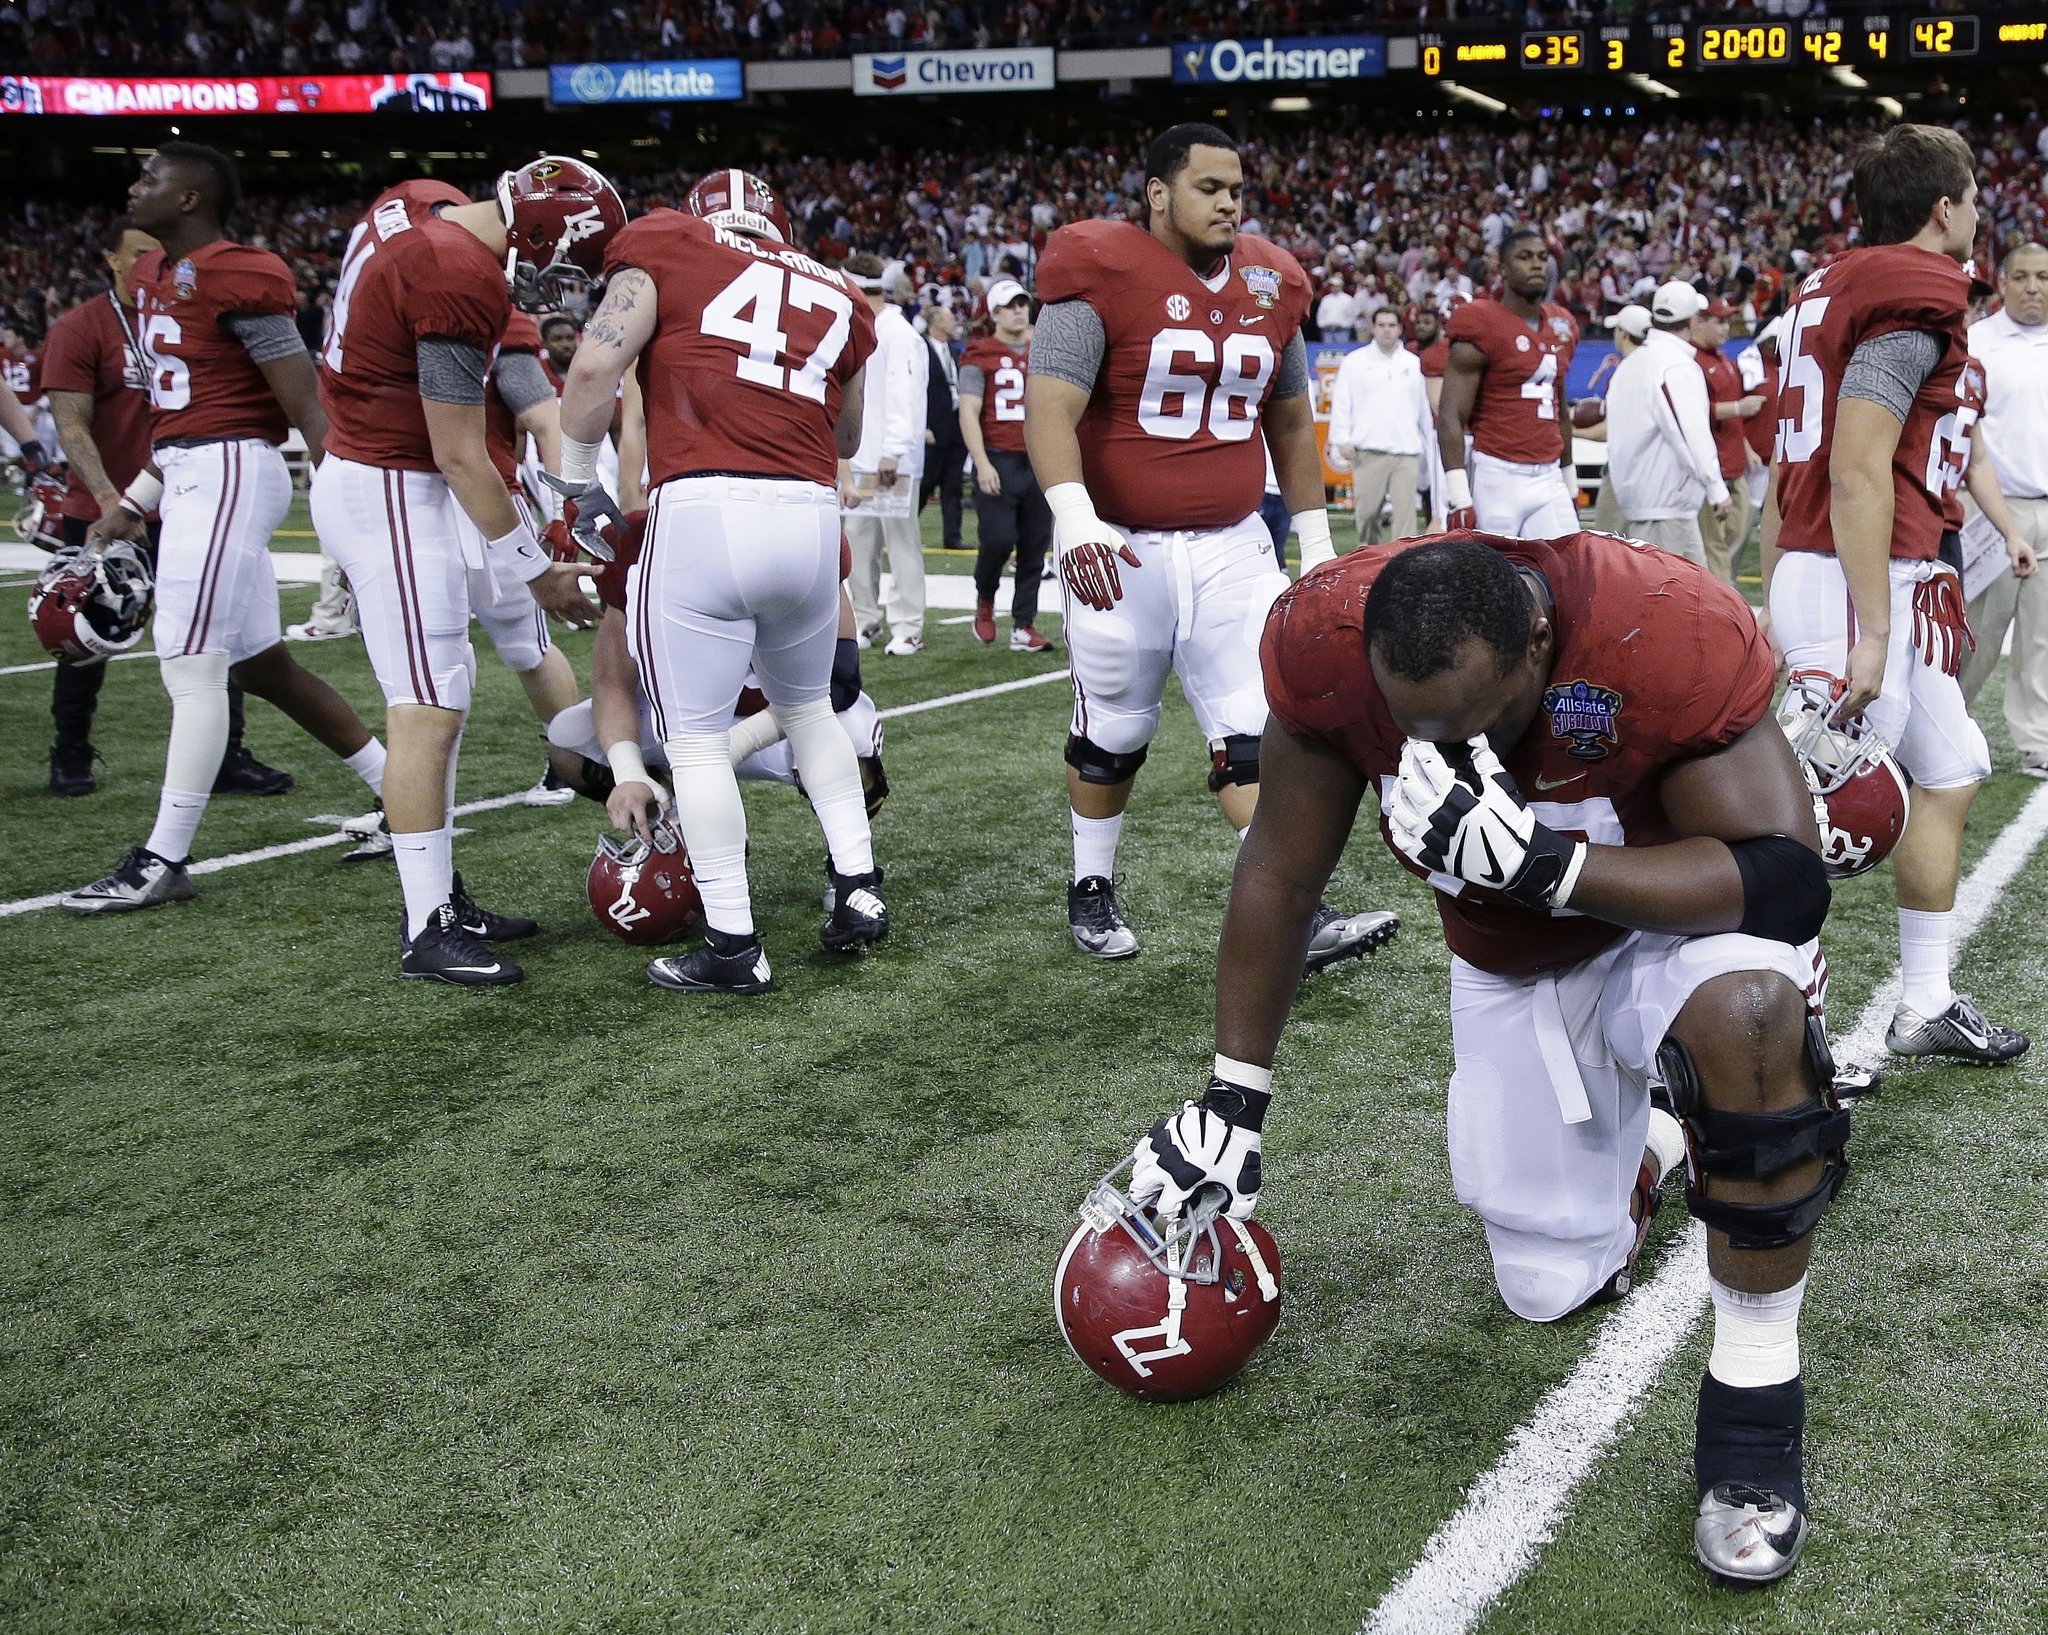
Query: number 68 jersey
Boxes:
[
  {"xmin": 603, "ymin": 209, "xmax": 876, "ymax": 490},
  {"xmin": 1033, "ymin": 218, "xmax": 1312, "ymax": 532}
]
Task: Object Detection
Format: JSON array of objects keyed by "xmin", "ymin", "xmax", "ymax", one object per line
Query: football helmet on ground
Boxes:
[
  {"xmin": 1775, "ymin": 670, "xmax": 1910, "ymax": 879},
  {"xmin": 496, "ymin": 156, "xmax": 627, "ymax": 313},
  {"xmin": 682, "ymin": 168, "xmax": 790, "ymax": 244},
  {"xmin": 29, "ymin": 541, "xmax": 153, "ymax": 661},
  {"xmin": 587, "ymin": 820, "xmax": 702, "ymax": 945},
  {"xmin": 1054, "ymin": 1164, "xmax": 1282, "ymax": 1403},
  {"xmin": 14, "ymin": 465, "xmax": 69, "ymax": 550}
]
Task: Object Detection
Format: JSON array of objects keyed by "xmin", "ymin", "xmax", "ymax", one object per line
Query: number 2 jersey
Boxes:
[
  {"xmin": 1772, "ymin": 243, "xmax": 1973, "ymax": 563},
  {"xmin": 602, "ymin": 209, "xmax": 876, "ymax": 490},
  {"xmin": 127, "ymin": 240, "xmax": 301, "ymax": 446},
  {"xmin": 1445, "ymin": 296, "xmax": 1579, "ymax": 465},
  {"xmin": 957, "ymin": 334, "xmax": 1029, "ymax": 453},
  {"xmin": 1032, "ymin": 218, "xmax": 1312, "ymax": 532}
]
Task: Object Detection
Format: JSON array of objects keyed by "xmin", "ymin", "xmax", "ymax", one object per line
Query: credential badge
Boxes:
[{"xmin": 1543, "ymin": 679, "xmax": 1623, "ymax": 761}]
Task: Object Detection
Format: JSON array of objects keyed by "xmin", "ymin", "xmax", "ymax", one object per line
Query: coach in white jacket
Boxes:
[
  {"xmin": 1327, "ymin": 307, "xmax": 1437, "ymax": 547},
  {"xmin": 842, "ymin": 259, "xmax": 931, "ymax": 656},
  {"xmin": 1603, "ymin": 280, "xmax": 1728, "ymax": 565}
]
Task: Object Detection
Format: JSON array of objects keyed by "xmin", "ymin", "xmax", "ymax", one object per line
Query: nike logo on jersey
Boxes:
[
  {"xmin": 1533, "ymin": 773, "xmax": 1584, "ymax": 791},
  {"xmin": 1238, "ymin": 315, "xmax": 1267, "ymax": 325}
]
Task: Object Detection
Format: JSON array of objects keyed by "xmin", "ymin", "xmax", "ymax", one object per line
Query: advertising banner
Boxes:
[
  {"xmin": 0, "ymin": 72, "xmax": 493, "ymax": 115},
  {"xmin": 852, "ymin": 48, "xmax": 1055, "ymax": 95},
  {"xmin": 548, "ymin": 60, "xmax": 744, "ymax": 104},
  {"xmin": 1171, "ymin": 36, "xmax": 1385, "ymax": 83}
]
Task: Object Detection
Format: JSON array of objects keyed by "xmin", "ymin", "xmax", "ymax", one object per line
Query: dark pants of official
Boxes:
[
  {"xmin": 50, "ymin": 513, "xmax": 248, "ymax": 755},
  {"xmin": 972, "ymin": 448, "xmax": 1051, "ymax": 628},
  {"xmin": 920, "ymin": 438, "xmax": 967, "ymax": 552}
]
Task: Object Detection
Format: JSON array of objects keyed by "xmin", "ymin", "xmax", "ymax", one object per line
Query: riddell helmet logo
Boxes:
[{"xmin": 871, "ymin": 55, "xmax": 907, "ymax": 90}]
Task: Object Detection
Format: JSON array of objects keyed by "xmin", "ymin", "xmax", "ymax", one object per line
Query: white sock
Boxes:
[
  {"xmin": 779, "ymin": 698, "xmax": 874, "ymax": 876},
  {"xmin": 393, "ymin": 825, "xmax": 453, "ymax": 939},
  {"xmin": 345, "ymin": 738, "xmax": 387, "ymax": 797},
  {"xmin": 1235, "ymin": 824, "xmax": 1251, "ymax": 842},
  {"xmin": 145, "ymin": 788, "xmax": 211, "ymax": 866},
  {"xmin": 1897, "ymin": 908, "xmax": 1954, "ymax": 1016},
  {"xmin": 443, "ymin": 723, "xmax": 465, "ymax": 826},
  {"xmin": 1072, "ymin": 810, "xmax": 1123, "ymax": 883},
  {"xmin": 666, "ymin": 730, "xmax": 754, "ymax": 936},
  {"xmin": 1646, "ymin": 1106, "xmax": 1688, "ymax": 1181},
  {"xmin": 1707, "ymin": 1274, "xmax": 1806, "ymax": 1389}
]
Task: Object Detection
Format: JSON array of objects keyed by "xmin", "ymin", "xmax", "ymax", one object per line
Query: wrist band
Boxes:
[
  {"xmin": 1443, "ymin": 468, "xmax": 1473, "ymax": 512},
  {"xmin": 119, "ymin": 470, "xmax": 164, "ymax": 516},
  {"xmin": 485, "ymin": 520, "xmax": 549, "ymax": 584},
  {"xmin": 1045, "ymin": 482, "xmax": 1100, "ymax": 541},
  {"xmin": 1294, "ymin": 507, "xmax": 1335, "ymax": 569},
  {"xmin": 1214, "ymin": 1054, "xmax": 1273, "ymax": 1094},
  {"xmin": 559, "ymin": 435, "xmax": 602, "ymax": 484},
  {"xmin": 607, "ymin": 741, "xmax": 651, "ymax": 788}
]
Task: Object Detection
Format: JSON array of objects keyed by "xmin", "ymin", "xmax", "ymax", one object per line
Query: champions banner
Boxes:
[{"xmin": 0, "ymin": 72, "xmax": 493, "ymax": 116}]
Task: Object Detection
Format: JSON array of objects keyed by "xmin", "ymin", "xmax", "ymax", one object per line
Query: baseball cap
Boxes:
[
  {"xmin": 1651, "ymin": 280, "xmax": 1707, "ymax": 323},
  {"xmin": 985, "ymin": 277, "xmax": 1030, "ymax": 311},
  {"xmin": 1703, "ymin": 297, "xmax": 1735, "ymax": 318},
  {"xmin": 1605, "ymin": 303, "xmax": 1652, "ymax": 340}
]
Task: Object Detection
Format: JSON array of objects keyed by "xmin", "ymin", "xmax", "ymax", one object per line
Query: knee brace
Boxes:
[
  {"xmin": 1206, "ymin": 732, "xmax": 1262, "ymax": 792},
  {"xmin": 1657, "ymin": 1019, "xmax": 1850, "ymax": 1252},
  {"xmin": 1065, "ymin": 732, "xmax": 1149, "ymax": 786},
  {"xmin": 830, "ymin": 636, "xmax": 862, "ymax": 714}
]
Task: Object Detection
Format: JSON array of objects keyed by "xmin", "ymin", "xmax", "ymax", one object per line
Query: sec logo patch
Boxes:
[{"xmin": 1165, "ymin": 293, "xmax": 1191, "ymax": 321}]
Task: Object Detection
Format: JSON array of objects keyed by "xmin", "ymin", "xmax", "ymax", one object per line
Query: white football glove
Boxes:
[
  {"xmin": 540, "ymin": 471, "xmax": 623, "ymax": 562},
  {"xmin": 1129, "ymin": 1078, "xmax": 1268, "ymax": 1221},
  {"xmin": 1384, "ymin": 736, "xmax": 1587, "ymax": 909}
]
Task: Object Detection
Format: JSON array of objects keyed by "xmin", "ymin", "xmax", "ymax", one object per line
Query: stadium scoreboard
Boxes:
[{"xmin": 1416, "ymin": 9, "xmax": 2044, "ymax": 77}]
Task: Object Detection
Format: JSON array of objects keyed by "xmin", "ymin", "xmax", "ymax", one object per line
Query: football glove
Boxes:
[
  {"xmin": 1129, "ymin": 1076, "xmax": 1269, "ymax": 1222},
  {"xmin": 540, "ymin": 471, "xmax": 621, "ymax": 562},
  {"xmin": 1442, "ymin": 467, "xmax": 1477, "ymax": 534},
  {"xmin": 1047, "ymin": 481, "xmax": 1141, "ymax": 611},
  {"xmin": 1910, "ymin": 570, "xmax": 1975, "ymax": 678},
  {"xmin": 1385, "ymin": 736, "xmax": 1587, "ymax": 910},
  {"xmin": 17, "ymin": 439, "xmax": 48, "ymax": 480}
]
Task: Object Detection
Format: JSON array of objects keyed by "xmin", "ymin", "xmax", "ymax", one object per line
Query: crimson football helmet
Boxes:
[
  {"xmin": 29, "ymin": 540, "xmax": 153, "ymax": 661},
  {"xmin": 588, "ymin": 818, "xmax": 701, "ymax": 945},
  {"xmin": 14, "ymin": 464, "xmax": 69, "ymax": 550},
  {"xmin": 496, "ymin": 156, "xmax": 627, "ymax": 314},
  {"xmin": 1777, "ymin": 669, "xmax": 1911, "ymax": 878},
  {"xmin": 682, "ymin": 168, "xmax": 789, "ymax": 245},
  {"xmin": 1054, "ymin": 1163, "xmax": 1282, "ymax": 1403}
]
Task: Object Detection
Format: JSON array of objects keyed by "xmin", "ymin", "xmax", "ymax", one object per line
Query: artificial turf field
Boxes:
[{"xmin": 4, "ymin": 502, "xmax": 2046, "ymax": 1634}]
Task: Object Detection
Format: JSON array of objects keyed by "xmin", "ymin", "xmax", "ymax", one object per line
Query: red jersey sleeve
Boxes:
[
  {"xmin": 38, "ymin": 308, "xmax": 96, "ymax": 396},
  {"xmin": 407, "ymin": 258, "xmax": 506, "ymax": 350},
  {"xmin": 1034, "ymin": 220, "xmax": 1124, "ymax": 321},
  {"xmin": 207, "ymin": 245, "xmax": 299, "ymax": 318},
  {"xmin": 499, "ymin": 309, "xmax": 544, "ymax": 354},
  {"xmin": 1260, "ymin": 561, "xmax": 1382, "ymax": 745},
  {"xmin": 1658, "ymin": 574, "xmax": 1777, "ymax": 750},
  {"xmin": 1444, "ymin": 301, "xmax": 1488, "ymax": 350}
]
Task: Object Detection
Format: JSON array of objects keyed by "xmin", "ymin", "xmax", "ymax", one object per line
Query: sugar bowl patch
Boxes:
[{"xmin": 1544, "ymin": 679, "xmax": 1622, "ymax": 760}]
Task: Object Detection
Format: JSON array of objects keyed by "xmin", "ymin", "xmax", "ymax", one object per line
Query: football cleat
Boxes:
[
  {"xmin": 821, "ymin": 866, "xmax": 888, "ymax": 951},
  {"xmin": 450, "ymin": 872, "xmax": 539, "ymax": 942},
  {"xmin": 1302, "ymin": 903, "xmax": 1400, "ymax": 976},
  {"xmin": 1832, "ymin": 1061, "xmax": 1882, "ymax": 1101},
  {"xmin": 212, "ymin": 744, "xmax": 293, "ymax": 797},
  {"xmin": 1695, "ymin": 1483, "xmax": 1809, "ymax": 1590},
  {"xmin": 1885, "ymin": 994, "xmax": 2029, "ymax": 1064},
  {"xmin": 284, "ymin": 617, "xmax": 356, "ymax": 642},
  {"xmin": 1069, "ymin": 875, "xmax": 1139, "ymax": 959},
  {"xmin": 400, "ymin": 903, "xmax": 523, "ymax": 986},
  {"xmin": 1054, "ymin": 1162, "xmax": 1283, "ymax": 1402},
  {"xmin": 61, "ymin": 846, "xmax": 196, "ymax": 915},
  {"xmin": 523, "ymin": 762, "xmax": 577, "ymax": 807},
  {"xmin": 48, "ymin": 741, "xmax": 98, "ymax": 797},
  {"xmin": 1694, "ymin": 1372, "xmax": 1808, "ymax": 1588},
  {"xmin": 648, "ymin": 929, "xmax": 773, "ymax": 995},
  {"xmin": 1010, "ymin": 623, "xmax": 1053, "ymax": 653},
  {"xmin": 972, "ymin": 598, "xmax": 998, "ymax": 645},
  {"xmin": 340, "ymin": 805, "xmax": 392, "ymax": 863}
]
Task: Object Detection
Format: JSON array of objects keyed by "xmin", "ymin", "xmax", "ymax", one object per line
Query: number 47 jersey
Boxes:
[
  {"xmin": 603, "ymin": 210, "xmax": 876, "ymax": 489},
  {"xmin": 1034, "ymin": 218, "xmax": 1313, "ymax": 532}
]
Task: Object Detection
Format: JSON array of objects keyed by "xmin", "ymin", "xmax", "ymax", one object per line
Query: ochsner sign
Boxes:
[
  {"xmin": 853, "ymin": 48, "xmax": 1055, "ymax": 96},
  {"xmin": 1172, "ymin": 35, "xmax": 1385, "ymax": 83}
]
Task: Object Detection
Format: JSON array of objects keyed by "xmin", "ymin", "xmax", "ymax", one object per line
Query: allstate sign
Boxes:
[
  {"xmin": 852, "ymin": 48, "xmax": 1055, "ymax": 96},
  {"xmin": 549, "ymin": 59, "xmax": 743, "ymax": 104},
  {"xmin": 1173, "ymin": 35, "xmax": 1385, "ymax": 83}
]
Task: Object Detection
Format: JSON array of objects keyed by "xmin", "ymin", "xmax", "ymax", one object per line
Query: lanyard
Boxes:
[{"xmin": 109, "ymin": 290, "xmax": 149, "ymax": 389}]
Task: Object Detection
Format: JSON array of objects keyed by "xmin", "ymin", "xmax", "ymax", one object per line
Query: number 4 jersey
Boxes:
[
  {"xmin": 1772, "ymin": 243, "xmax": 1972, "ymax": 563},
  {"xmin": 603, "ymin": 209, "xmax": 876, "ymax": 489},
  {"xmin": 127, "ymin": 240, "xmax": 301, "ymax": 447},
  {"xmin": 1033, "ymin": 218, "xmax": 1312, "ymax": 532},
  {"xmin": 1445, "ymin": 296, "xmax": 1579, "ymax": 465}
]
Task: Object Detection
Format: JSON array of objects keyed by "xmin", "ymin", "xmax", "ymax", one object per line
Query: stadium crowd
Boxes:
[{"xmin": 4, "ymin": 111, "xmax": 2046, "ymax": 348}]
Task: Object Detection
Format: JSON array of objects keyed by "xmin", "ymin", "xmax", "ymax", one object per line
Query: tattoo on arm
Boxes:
[
  {"xmin": 50, "ymin": 392, "xmax": 115, "ymax": 504},
  {"xmin": 582, "ymin": 269, "xmax": 651, "ymax": 354}
]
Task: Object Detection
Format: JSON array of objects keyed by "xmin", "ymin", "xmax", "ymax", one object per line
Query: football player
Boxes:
[
  {"xmin": 1763, "ymin": 124, "xmax": 2029, "ymax": 1064},
  {"xmin": 552, "ymin": 167, "xmax": 886, "ymax": 995},
  {"xmin": 1024, "ymin": 122, "xmax": 1395, "ymax": 971},
  {"xmin": 1437, "ymin": 229, "xmax": 1580, "ymax": 537},
  {"xmin": 309, "ymin": 163, "xmax": 618, "ymax": 984},
  {"xmin": 1134, "ymin": 529, "xmax": 1848, "ymax": 1587},
  {"xmin": 958, "ymin": 277, "xmax": 1053, "ymax": 651},
  {"xmin": 62, "ymin": 144, "xmax": 390, "ymax": 916}
]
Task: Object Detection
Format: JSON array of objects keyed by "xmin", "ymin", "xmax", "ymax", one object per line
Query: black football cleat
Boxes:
[
  {"xmin": 821, "ymin": 866, "xmax": 888, "ymax": 951},
  {"xmin": 48, "ymin": 740, "xmax": 99, "ymax": 797},
  {"xmin": 400, "ymin": 903, "xmax": 523, "ymax": 986},
  {"xmin": 213, "ymin": 744, "xmax": 294, "ymax": 796},
  {"xmin": 1694, "ymin": 1372, "xmax": 1809, "ymax": 1589},
  {"xmin": 450, "ymin": 872, "xmax": 539, "ymax": 941},
  {"xmin": 648, "ymin": 928, "xmax": 773, "ymax": 994},
  {"xmin": 1069, "ymin": 874, "xmax": 1139, "ymax": 959}
]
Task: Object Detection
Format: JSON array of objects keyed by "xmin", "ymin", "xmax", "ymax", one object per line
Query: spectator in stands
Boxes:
[
  {"xmin": 1327, "ymin": 308, "xmax": 1434, "ymax": 550},
  {"xmin": 1603, "ymin": 282, "xmax": 1727, "ymax": 565}
]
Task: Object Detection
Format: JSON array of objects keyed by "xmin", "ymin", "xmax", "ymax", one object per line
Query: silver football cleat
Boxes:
[
  {"xmin": 1885, "ymin": 994, "xmax": 2029, "ymax": 1064},
  {"xmin": 61, "ymin": 846, "xmax": 196, "ymax": 915},
  {"xmin": 1695, "ymin": 1482, "xmax": 1808, "ymax": 1589},
  {"xmin": 1303, "ymin": 904, "xmax": 1400, "ymax": 976}
]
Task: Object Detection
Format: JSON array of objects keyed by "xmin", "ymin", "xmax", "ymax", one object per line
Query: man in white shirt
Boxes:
[
  {"xmin": 1602, "ymin": 281, "xmax": 1728, "ymax": 564},
  {"xmin": 1584, "ymin": 302, "xmax": 1650, "ymax": 535},
  {"xmin": 841, "ymin": 258, "xmax": 931, "ymax": 656},
  {"xmin": 1964, "ymin": 241, "xmax": 2048, "ymax": 769},
  {"xmin": 1316, "ymin": 278, "xmax": 1356, "ymax": 344},
  {"xmin": 1327, "ymin": 307, "xmax": 1435, "ymax": 547}
]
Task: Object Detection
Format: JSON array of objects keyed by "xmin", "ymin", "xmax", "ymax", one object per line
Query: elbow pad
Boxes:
[{"xmin": 1729, "ymin": 834, "xmax": 1831, "ymax": 945}]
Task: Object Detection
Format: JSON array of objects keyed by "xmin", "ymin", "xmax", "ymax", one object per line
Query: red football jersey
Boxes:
[
  {"xmin": 1412, "ymin": 337, "xmax": 1449, "ymax": 379},
  {"xmin": 1743, "ymin": 352, "xmax": 1780, "ymax": 466},
  {"xmin": 39, "ymin": 294, "xmax": 153, "ymax": 521},
  {"xmin": 1772, "ymin": 244, "xmax": 1971, "ymax": 562},
  {"xmin": 486, "ymin": 308, "xmax": 546, "ymax": 492},
  {"xmin": 605, "ymin": 210, "xmax": 875, "ymax": 490},
  {"xmin": 2, "ymin": 346, "xmax": 41, "ymax": 405},
  {"xmin": 1695, "ymin": 342, "xmax": 1748, "ymax": 481},
  {"xmin": 1263, "ymin": 529, "xmax": 1775, "ymax": 978},
  {"xmin": 1936, "ymin": 352, "xmax": 1988, "ymax": 530},
  {"xmin": 1033, "ymin": 219, "xmax": 1313, "ymax": 532},
  {"xmin": 128, "ymin": 241, "xmax": 299, "ymax": 445},
  {"xmin": 959, "ymin": 333, "xmax": 1029, "ymax": 453},
  {"xmin": 1445, "ymin": 298, "xmax": 1578, "ymax": 463},
  {"xmin": 319, "ymin": 183, "xmax": 511, "ymax": 473}
]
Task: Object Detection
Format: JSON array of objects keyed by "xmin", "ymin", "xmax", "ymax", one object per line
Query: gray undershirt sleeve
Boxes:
[
  {"xmin": 1028, "ymin": 300, "xmax": 1106, "ymax": 392},
  {"xmin": 492, "ymin": 350, "xmax": 555, "ymax": 418},
  {"xmin": 957, "ymin": 362, "xmax": 988, "ymax": 398},
  {"xmin": 1271, "ymin": 334, "xmax": 1309, "ymax": 401},
  {"xmin": 1839, "ymin": 329, "xmax": 1943, "ymax": 423},
  {"xmin": 417, "ymin": 335, "xmax": 490, "ymax": 406},
  {"xmin": 223, "ymin": 312, "xmax": 306, "ymax": 364}
]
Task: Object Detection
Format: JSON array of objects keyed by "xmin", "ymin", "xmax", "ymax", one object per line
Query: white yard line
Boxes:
[
  {"xmin": 0, "ymin": 649, "xmax": 157, "ymax": 678},
  {"xmin": 1358, "ymin": 778, "xmax": 2048, "ymax": 1635},
  {"xmin": 876, "ymin": 668, "xmax": 1068, "ymax": 719}
]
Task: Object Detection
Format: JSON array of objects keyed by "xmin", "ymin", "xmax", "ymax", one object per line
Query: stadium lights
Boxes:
[
  {"xmin": 1627, "ymin": 75, "xmax": 1681, "ymax": 99},
  {"xmin": 1831, "ymin": 66, "xmax": 1868, "ymax": 88},
  {"xmin": 1440, "ymin": 80, "xmax": 1508, "ymax": 113},
  {"xmin": 1877, "ymin": 95, "xmax": 1904, "ymax": 116},
  {"xmin": 1269, "ymin": 96, "xmax": 1311, "ymax": 113}
]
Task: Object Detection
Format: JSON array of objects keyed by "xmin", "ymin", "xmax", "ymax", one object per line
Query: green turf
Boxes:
[{"xmin": 3, "ymin": 499, "xmax": 2045, "ymax": 1634}]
